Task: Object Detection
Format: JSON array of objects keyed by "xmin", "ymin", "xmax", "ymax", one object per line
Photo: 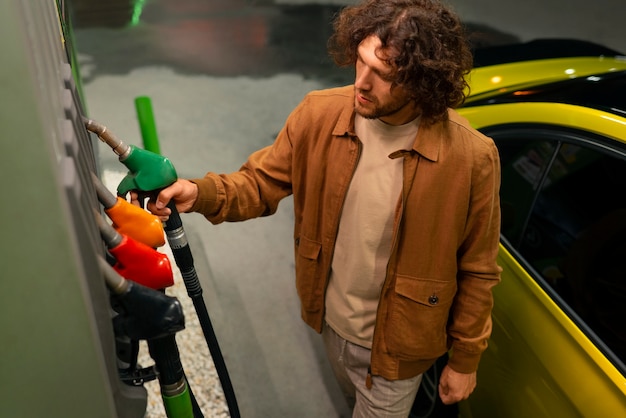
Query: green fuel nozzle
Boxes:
[
  {"xmin": 116, "ymin": 146, "xmax": 178, "ymax": 196},
  {"xmin": 84, "ymin": 118, "xmax": 178, "ymax": 195}
]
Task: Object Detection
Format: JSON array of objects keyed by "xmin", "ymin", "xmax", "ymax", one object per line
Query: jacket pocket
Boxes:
[
  {"xmin": 385, "ymin": 275, "xmax": 457, "ymax": 360},
  {"xmin": 294, "ymin": 235, "xmax": 323, "ymax": 312}
]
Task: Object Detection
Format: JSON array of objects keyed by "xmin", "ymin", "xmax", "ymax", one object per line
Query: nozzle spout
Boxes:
[
  {"xmin": 98, "ymin": 256, "xmax": 129, "ymax": 295},
  {"xmin": 91, "ymin": 172, "xmax": 118, "ymax": 209},
  {"xmin": 83, "ymin": 117, "xmax": 131, "ymax": 158},
  {"xmin": 95, "ymin": 210, "xmax": 123, "ymax": 248}
]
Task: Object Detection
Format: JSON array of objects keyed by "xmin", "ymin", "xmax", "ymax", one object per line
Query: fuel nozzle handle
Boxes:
[
  {"xmin": 92, "ymin": 172, "xmax": 166, "ymax": 248},
  {"xmin": 84, "ymin": 118, "xmax": 178, "ymax": 195},
  {"xmin": 99, "ymin": 255, "xmax": 185, "ymax": 341}
]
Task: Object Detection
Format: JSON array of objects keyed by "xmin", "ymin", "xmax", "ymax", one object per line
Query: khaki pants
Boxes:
[{"xmin": 322, "ymin": 323, "xmax": 423, "ymax": 418}]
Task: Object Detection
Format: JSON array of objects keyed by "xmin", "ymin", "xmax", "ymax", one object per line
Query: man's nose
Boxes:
[{"xmin": 354, "ymin": 67, "xmax": 371, "ymax": 91}]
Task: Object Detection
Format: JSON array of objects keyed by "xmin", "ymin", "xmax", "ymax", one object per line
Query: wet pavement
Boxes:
[
  {"xmin": 73, "ymin": 0, "xmax": 525, "ymax": 83},
  {"xmin": 74, "ymin": 0, "xmax": 354, "ymax": 83}
]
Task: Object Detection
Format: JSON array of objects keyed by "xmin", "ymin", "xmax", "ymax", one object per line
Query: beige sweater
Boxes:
[{"xmin": 325, "ymin": 114, "xmax": 419, "ymax": 348}]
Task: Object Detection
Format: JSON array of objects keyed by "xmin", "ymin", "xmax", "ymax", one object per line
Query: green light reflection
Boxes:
[{"xmin": 131, "ymin": 0, "xmax": 148, "ymax": 26}]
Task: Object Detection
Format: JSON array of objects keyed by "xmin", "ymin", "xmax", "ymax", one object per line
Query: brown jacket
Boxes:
[{"xmin": 190, "ymin": 85, "xmax": 502, "ymax": 380}]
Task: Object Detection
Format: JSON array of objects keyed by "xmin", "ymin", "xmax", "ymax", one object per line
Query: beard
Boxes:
[{"xmin": 354, "ymin": 88, "xmax": 413, "ymax": 121}]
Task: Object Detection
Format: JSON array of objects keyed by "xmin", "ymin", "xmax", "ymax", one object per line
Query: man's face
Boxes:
[{"xmin": 354, "ymin": 35, "xmax": 419, "ymax": 125}]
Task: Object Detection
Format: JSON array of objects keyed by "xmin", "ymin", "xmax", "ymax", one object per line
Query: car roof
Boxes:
[
  {"xmin": 467, "ymin": 57, "xmax": 626, "ymax": 99},
  {"xmin": 464, "ymin": 57, "xmax": 626, "ymax": 117},
  {"xmin": 471, "ymin": 38, "xmax": 623, "ymax": 68}
]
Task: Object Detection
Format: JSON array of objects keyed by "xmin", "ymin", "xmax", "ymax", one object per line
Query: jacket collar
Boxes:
[
  {"xmin": 332, "ymin": 102, "xmax": 357, "ymax": 138},
  {"xmin": 332, "ymin": 97, "xmax": 445, "ymax": 163},
  {"xmin": 412, "ymin": 119, "xmax": 445, "ymax": 162}
]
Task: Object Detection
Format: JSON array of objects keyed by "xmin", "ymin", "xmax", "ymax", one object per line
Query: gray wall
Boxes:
[{"xmin": 277, "ymin": 0, "xmax": 626, "ymax": 54}]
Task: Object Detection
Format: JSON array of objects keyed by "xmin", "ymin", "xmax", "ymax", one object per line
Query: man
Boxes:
[{"xmin": 143, "ymin": 0, "xmax": 501, "ymax": 416}]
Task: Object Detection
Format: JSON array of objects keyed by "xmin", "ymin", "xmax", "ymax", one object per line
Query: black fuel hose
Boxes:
[{"xmin": 164, "ymin": 201, "xmax": 240, "ymax": 418}]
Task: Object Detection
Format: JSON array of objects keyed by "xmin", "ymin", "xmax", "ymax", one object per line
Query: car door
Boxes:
[{"xmin": 460, "ymin": 124, "xmax": 626, "ymax": 417}]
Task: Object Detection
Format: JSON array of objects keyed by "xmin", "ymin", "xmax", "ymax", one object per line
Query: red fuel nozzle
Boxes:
[
  {"xmin": 108, "ymin": 235, "xmax": 174, "ymax": 290},
  {"xmin": 96, "ymin": 211, "xmax": 174, "ymax": 289}
]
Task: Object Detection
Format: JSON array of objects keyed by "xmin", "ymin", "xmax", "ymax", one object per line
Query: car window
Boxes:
[
  {"xmin": 494, "ymin": 128, "xmax": 626, "ymax": 369},
  {"xmin": 497, "ymin": 138, "xmax": 558, "ymax": 245}
]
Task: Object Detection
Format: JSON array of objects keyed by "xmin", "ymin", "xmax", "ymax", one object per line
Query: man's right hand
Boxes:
[{"xmin": 131, "ymin": 179, "xmax": 199, "ymax": 221}]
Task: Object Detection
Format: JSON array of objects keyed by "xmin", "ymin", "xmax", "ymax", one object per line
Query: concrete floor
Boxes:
[{"xmin": 71, "ymin": 0, "xmax": 626, "ymax": 417}]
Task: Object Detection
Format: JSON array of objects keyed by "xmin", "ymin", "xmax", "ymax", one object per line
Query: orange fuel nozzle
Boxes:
[
  {"xmin": 92, "ymin": 172, "xmax": 165, "ymax": 248},
  {"xmin": 106, "ymin": 196, "xmax": 165, "ymax": 248}
]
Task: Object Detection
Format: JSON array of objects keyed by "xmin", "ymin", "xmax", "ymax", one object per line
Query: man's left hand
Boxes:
[{"xmin": 438, "ymin": 366, "xmax": 476, "ymax": 405}]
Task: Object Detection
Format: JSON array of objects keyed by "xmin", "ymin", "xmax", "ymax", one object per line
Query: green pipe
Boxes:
[
  {"xmin": 162, "ymin": 386, "xmax": 195, "ymax": 418},
  {"xmin": 135, "ymin": 96, "xmax": 161, "ymax": 154}
]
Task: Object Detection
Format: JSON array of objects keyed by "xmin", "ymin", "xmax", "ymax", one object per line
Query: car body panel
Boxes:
[
  {"xmin": 465, "ymin": 57, "xmax": 626, "ymax": 103},
  {"xmin": 455, "ymin": 86, "xmax": 626, "ymax": 416},
  {"xmin": 458, "ymin": 245, "xmax": 626, "ymax": 418},
  {"xmin": 458, "ymin": 102, "xmax": 626, "ymax": 144}
]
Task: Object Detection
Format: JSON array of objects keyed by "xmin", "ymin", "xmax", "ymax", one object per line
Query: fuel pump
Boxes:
[{"xmin": 85, "ymin": 118, "xmax": 240, "ymax": 418}]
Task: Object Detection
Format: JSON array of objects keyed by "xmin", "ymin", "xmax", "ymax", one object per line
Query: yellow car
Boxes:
[{"xmin": 412, "ymin": 39, "xmax": 626, "ymax": 418}]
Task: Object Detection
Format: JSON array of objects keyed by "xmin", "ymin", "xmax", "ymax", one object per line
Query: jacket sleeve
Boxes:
[
  {"xmin": 188, "ymin": 115, "xmax": 297, "ymax": 224},
  {"xmin": 447, "ymin": 137, "xmax": 502, "ymax": 373}
]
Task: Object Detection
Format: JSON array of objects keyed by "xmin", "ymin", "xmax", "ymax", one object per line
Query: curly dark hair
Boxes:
[{"xmin": 328, "ymin": 0, "xmax": 473, "ymax": 124}]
